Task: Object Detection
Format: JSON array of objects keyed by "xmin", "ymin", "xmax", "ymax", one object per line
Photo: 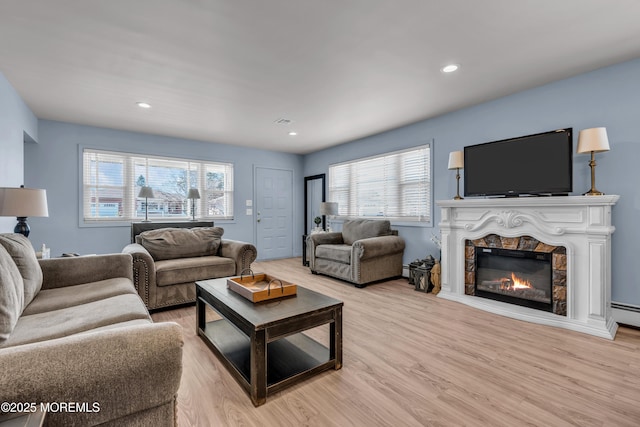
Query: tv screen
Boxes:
[{"xmin": 464, "ymin": 128, "xmax": 573, "ymax": 197}]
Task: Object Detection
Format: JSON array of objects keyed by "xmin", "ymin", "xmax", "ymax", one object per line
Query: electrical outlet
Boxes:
[{"xmin": 246, "ymin": 208, "xmax": 252, "ymax": 215}]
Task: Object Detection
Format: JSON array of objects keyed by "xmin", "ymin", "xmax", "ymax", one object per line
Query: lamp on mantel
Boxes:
[
  {"xmin": 320, "ymin": 201, "xmax": 338, "ymax": 231},
  {"xmin": 577, "ymin": 127, "xmax": 610, "ymax": 196},
  {"xmin": 138, "ymin": 186, "xmax": 155, "ymax": 222},
  {"xmin": 187, "ymin": 188, "xmax": 200, "ymax": 221},
  {"xmin": 0, "ymin": 185, "xmax": 49, "ymax": 237},
  {"xmin": 448, "ymin": 151, "xmax": 464, "ymax": 200}
]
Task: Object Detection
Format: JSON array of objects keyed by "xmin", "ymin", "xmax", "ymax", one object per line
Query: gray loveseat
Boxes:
[
  {"xmin": 123, "ymin": 227, "xmax": 257, "ymax": 310},
  {"xmin": 307, "ymin": 219, "xmax": 405, "ymax": 287},
  {"xmin": 0, "ymin": 233, "xmax": 183, "ymax": 426}
]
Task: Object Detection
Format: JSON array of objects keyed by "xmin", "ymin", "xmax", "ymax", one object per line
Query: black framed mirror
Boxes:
[{"xmin": 304, "ymin": 174, "xmax": 326, "ymax": 233}]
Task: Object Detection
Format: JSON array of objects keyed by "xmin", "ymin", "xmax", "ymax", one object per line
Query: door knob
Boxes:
[{"xmin": 257, "ymin": 211, "xmax": 261, "ymax": 222}]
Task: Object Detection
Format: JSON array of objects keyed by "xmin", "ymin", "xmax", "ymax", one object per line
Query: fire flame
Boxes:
[
  {"xmin": 500, "ymin": 272, "xmax": 532, "ymax": 290},
  {"xmin": 510, "ymin": 272, "xmax": 532, "ymax": 289}
]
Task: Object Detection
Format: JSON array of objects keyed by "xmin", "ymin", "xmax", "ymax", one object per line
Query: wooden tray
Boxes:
[{"xmin": 227, "ymin": 272, "xmax": 297, "ymax": 303}]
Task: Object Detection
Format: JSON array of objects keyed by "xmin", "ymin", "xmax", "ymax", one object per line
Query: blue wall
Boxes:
[
  {"xmin": 303, "ymin": 58, "xmax": 640, "ymax": 306},
  {"xmin": 16, "ymin": 58, "xmax": 640, "ymax": 306},
  {"xmin": 24, "ymin": 120, "xmax": 304, "ymax": 257},
  {"xmin": 0, "ymin": 72, "xmax": 38, "ymax": 232}
]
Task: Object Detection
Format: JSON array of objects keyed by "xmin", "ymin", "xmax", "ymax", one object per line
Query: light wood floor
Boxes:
[{"xmin": 152, "ymin": 258, "xmax": 640, "ymax": 427}]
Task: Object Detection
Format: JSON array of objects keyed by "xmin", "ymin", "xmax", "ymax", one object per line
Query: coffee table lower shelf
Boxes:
[
  {"xmin": 200, "ymin": 318, "xmax": 334, "ymax": 395},
  {"xmin": 196, "ymin": 278, "xmax": 343, "ymax": 406}
]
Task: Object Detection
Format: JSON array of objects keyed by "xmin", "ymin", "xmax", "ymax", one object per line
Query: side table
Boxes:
[{"xmin": 302, "ymin": 234, "xmax": 308, "ymax": 266}]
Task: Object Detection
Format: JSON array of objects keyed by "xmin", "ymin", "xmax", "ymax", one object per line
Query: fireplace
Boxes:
[
  {"xmin": 437, "ymin": 195, "xmax": 619, "ymax": 339},
  {"xmin": 465, "ymin": 235, "xmax": 566, "ymax": 316},
  {"xmin": 475, "ymin": 247, "xmax": 552, "ymax": 312}
]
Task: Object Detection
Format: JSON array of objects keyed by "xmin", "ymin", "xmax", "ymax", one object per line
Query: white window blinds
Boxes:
[
  {"xmin": 328, "ymin": 145, "xmax": 431, "ymax": 222},
  {"xmin": 82, "ymin": 149, "xmax": 234, "ymax": 221}
]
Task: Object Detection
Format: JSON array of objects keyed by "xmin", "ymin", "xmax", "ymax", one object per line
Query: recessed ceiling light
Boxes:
[
  {"xmin": 136, "ymin": 102, "xmax": 151, "ymax": 108},
  {"xmin": 288, "ymin": 131, "xmax": 297, "ymax": 136},
  {"xmin": 441, "ymin": 64, "xmax": 459, "ymax": 73}
]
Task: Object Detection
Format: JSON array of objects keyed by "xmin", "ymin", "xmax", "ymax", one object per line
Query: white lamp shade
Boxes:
[
  {"xmin": 138, "ymin": 186, "xmax": 155, "ymax": 198},
  {"xmin": 577, "ymin": 127, "xmax": 610, "ymax": 154},
  {"xmin": 0, "ymin": 187, "xmax": 49, "ymax": 217},
  {"xmin": 320, "ymin": 202, "xmax": 338, "ymax": 216},
  {"xmin": 187, "ymin": 188, "xmax": 201, "ymax": 199},
  {"xmin": 448, "ymin": 151, "xmax": 464, "ymax": 169}
]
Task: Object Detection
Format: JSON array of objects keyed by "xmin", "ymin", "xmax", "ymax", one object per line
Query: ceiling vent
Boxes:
[{"xmin": 273, "ymin": 118, "xmax": 294, "ymax": 125}]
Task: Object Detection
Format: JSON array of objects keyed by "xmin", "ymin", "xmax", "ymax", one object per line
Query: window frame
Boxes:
[
  {"xmin": 78, "ymin": 146, "xmax": 235, "ymax": 227},
  {"xmin": 328, "ymin": 143, "xmax": 433, "ymax": 227}
]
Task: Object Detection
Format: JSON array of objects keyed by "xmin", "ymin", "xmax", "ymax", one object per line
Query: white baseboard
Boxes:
[
  {"xmin": 612, "ymin": 302, "xmax": 640, "ymax": 328},
  {"xmin": 402, "ymin": 264, "xmax": 409, "ymax": 278}
]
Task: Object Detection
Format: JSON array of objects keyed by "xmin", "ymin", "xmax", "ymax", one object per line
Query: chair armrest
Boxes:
[
  {"xmin": 353, "ymin": 235, "xmax": 406, "ymax": 260},
  {"xmin": 220, "ymin": 240, "xmax": 257, "ymax": 274},
  {"xmin": 39, "ymin": 254, "xmax": 133, "ymax": 290},
  {"xmin": 307, "ymin": 233, "xmax": 344, "ymax": 270},
  {"xmin": 308, "ymin": 232, "xmax": 343, "ymax": 246},
  {"xmin": 122, "ymin": 244, "xmax": 156, "ymax": 307},
  {"xmin": 0, "ymin": 322, "xmax": 183, "ymax": 426}
]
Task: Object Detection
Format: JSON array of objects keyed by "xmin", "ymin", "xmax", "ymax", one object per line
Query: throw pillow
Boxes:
[
  {"xmin": 0, "ymin": 243, "xmax": 25, "ymax": 343},
  {"xmin": 139, "ymin": 227, "xmax": 224, "ymax": 261},
  {"xmin": 342, "ymin": 219, "xmax": 391, "ymax": 245},
  {"xmin": 0, "ymin": 233, "xmax": 43, "ymax": 309}
]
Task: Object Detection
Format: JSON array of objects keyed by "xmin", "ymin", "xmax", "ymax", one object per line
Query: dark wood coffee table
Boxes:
[{"xmin": 196, "ymin": 277, "xmax": 343, "ymax": 406}]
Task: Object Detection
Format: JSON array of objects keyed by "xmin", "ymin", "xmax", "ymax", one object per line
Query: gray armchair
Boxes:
[
  {"xmin": 307, "ymin": 219, "xmax": 405, "ymax": 287},
  {"xmin": 123, "ymin": 227, "xmax": 257, "ymax": 310}
]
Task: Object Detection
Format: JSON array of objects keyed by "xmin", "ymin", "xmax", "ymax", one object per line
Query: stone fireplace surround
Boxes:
[
  {"xmin": 437, "ymin": 195, "xmax": 619, "ymax": 339},
  {"xmin": 465, "ymin": 235, "xmax": 566, "ymax": 315}
]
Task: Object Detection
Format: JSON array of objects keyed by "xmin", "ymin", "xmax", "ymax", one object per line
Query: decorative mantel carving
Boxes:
[
  {"xmin": 437, "ymin": 195, "xmax": 619, "ymax": 339},
  {"xmin": 464, "ymin": 209, "xmax": 566, "ymax": 236}
]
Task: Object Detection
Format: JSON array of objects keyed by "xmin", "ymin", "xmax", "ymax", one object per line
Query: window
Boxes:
[
  {"xmin": 328, "ymin": 145, "xmax": 431, "ymax": 223},
  {"xmin": 82, "ymin": 149, "xmax": 233, "ymax": 222}
]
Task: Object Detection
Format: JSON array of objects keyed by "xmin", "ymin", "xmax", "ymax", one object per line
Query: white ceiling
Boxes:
[{"xmin": 1, "ymin": 1, "xmax": 640, "ymax": 154}]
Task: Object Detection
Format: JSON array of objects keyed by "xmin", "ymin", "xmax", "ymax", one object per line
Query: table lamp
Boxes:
[
  {"xmin": 188, "ymin": 188, "xmax": 201, "ymax": 221},
  {"xmin": 448, "ymin": 151, "xmax": 464, "ymax": 200},
  {"xmin": 577, "ymin": 127, "xmax": 610, "ymax": 196},
  {"xmin": 0, "ymin": 185, "xmax": 49, "ymax": 237},
  {"xmin": 320, "ymin": 202, "xmax": 338, "ymax": 231},
  {"xmin": 138, "ymin": 186, "xmax": 155, "ymax": 222}
]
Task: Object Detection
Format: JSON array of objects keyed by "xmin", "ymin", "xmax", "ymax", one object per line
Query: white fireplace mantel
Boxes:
[{"xmin": 436, "ymin": 195, "xmax": 619, "ymax": 339}]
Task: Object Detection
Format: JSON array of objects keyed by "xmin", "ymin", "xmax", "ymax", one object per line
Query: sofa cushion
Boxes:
[
  {"xmin": 0, "ymin": 233, "xmax": 42, "ymax": 308},
  {"xmin": 342, "ymin": 219, "xmax": 392, "ymax": 245},
  {"xmin": 22, "ymin": 278, "xmax": 137, "ymax": 316},
  {"xmin": 0, "ymin": 244, "xmax": 25, "ymax": 343},
  {"xmin": 77, "ymin": 318, "xmax": 152, "ymax": 335},
  {"xmin": 139, "ymin": 227, "xmax": 224, "ymax": 261},
  {"xmin": 315, "ymin": 244, "xmax": 352, "ymax": 264},
  {"xmin": 1, "ymin": 294, "xmax": 151, "ymax": 348},
  {"xmin": 155, "ymin": 256, "xmax": 236, "ymax": 287}
]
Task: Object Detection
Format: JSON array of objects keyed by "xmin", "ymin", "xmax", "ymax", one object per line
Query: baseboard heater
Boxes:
[
  {"xmin": 611, "ymin": 302, "xmax": 640, "ymax": 312},
  {"xmin": 402, "ymin": 264, "xmax": 409, "ymax": 278},
  {"xmin": 612, "ymin": 301, "xmax": 640, "ymax": 328}
]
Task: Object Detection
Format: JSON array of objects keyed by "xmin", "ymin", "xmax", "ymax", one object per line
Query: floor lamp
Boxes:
[
  {"xmin": 138, "ymin": 186, "xmax": 154, "ymax": 222},
  {"xmin": 0, "ymin": 185, "xmax": 49, "ymax": 238}
]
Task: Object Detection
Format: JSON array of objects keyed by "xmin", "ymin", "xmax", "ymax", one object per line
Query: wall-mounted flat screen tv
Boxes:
[{"xmin": 464, "ymin": 128, "xmax": 572, "ymax": 197}]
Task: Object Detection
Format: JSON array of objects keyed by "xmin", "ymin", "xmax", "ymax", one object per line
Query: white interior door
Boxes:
[{"xmin": 255, "ymin": 167, "xmax": 293, "ymax": 260}]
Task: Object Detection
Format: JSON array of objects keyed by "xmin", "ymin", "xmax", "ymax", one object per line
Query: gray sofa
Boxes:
[
  {"xmin": 307, "ymin": 219, "xmax": 405, "ymax": 287},
  {"xmin": 0, "ymin": 233, "xmax": 183, "ymax": 426},
  {"xmin": 123, "ymin": 227, "xmax": 257, "ymax": 310}
]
